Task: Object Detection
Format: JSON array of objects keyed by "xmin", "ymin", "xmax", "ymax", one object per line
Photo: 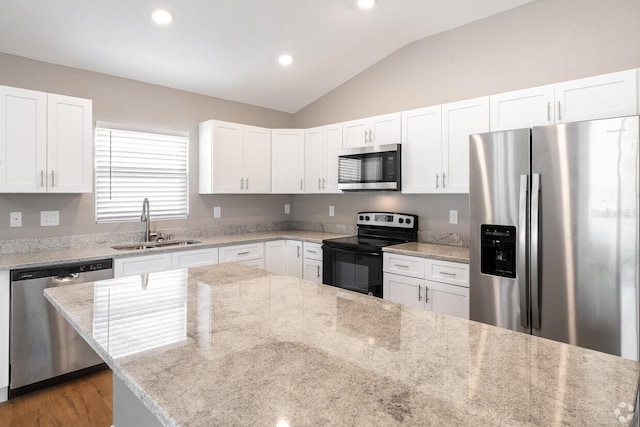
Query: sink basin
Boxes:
[{"xmin": 111, "ymin": 239, "xmax": 200, "ymax": 251}]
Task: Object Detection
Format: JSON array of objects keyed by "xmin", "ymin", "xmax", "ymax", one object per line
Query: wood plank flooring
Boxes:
[{"xmin": 0, "ymin": 370, "xmax": 112, "ymax": 427}]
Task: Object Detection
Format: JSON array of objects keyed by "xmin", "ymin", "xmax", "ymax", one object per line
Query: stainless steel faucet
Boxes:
[{"xmin": 141, "ymin": 198, "xmax": 151, "ymax": 242}]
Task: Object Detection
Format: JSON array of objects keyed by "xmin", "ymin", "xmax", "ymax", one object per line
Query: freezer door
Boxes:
[
  {"xmin": 469, "ymin": 128, "xmax": 531, "ymax": 334},
  {"xmin": 531, "ymin": 116, "xmax": 639, "ymax": 360}
]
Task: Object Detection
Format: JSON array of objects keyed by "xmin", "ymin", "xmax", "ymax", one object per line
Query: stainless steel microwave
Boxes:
[{"xmin": 338, "ymin": 143, "xmax": 401, "ymax": 191}]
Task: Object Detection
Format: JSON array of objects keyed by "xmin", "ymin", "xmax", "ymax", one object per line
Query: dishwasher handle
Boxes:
[{"xmin": 51, "ymin": 273, "xmax": 80, "ymax": 284}]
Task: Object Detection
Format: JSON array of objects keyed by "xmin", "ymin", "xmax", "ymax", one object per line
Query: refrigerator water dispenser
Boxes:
[{"xmin": 480, "ymin": 225, "xmax": 516, "ymax": 278}]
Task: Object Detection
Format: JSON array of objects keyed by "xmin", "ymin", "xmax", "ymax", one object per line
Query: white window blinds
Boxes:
[{"xmin": 95, "ymin": 126, "xmax": 189, "ymax": 223}]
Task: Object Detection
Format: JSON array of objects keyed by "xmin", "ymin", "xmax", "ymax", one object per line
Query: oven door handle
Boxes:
[{"xmin": 323, "ymin": 246, "xmax": 381, "ymax": 257}]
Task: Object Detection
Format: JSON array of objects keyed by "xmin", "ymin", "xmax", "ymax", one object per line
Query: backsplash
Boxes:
[{"xmin": 0, "ymin": 221, "xmax": 468, "ymax": 254}]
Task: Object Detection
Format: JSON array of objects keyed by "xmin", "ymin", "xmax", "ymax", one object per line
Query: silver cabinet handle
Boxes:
[
  {"xmin": 297, "ymin": 246, "xmax": 301, "ymax": 258},
  {"xmin": 547, "ymin": 102, "xmax": 551, "ymax": 122},
  {"xmin": 531, "ymin": 174, "xmax": 541, "ymax": 329},
  {"xmin": 245, "ymin": 178, "xmax": 248, "ymax": 190},
  {"xmin": 51, "ymin": 170, "xmax": 55, "ymax": 188},
  {"xmin": 40, "ymin": 169, "xmax": 45, "ymax": 187},
  {"xmin": 300, "ymin": 179, "xmax": 303, "ymax": 191},
  {"xmin": 370, "ymin": 130, "xmax": 374, "ymax": 143},
  {"xmin": 240, "ymin": 178, "xmax": 244, "ymax": 190},
  {"xmin": 394, "ymin": 264, "xmax": 409, "ymax": 269},
  {"xmin": 425, "ymin": 287, "xmax": 430, "ymax": 303},
  {"xmin": 307, "ymin": 250, "xmax": 317, "ymax": 254},
  {"xmin": 238, "ymin": 251, "xmax": 250, "ymax": 256},
  {"xmin": 318, "ymin": 178, "xmax": 321, "ymax": 190},
  {"xmin": 557, "ymin": 101, "xmax": 562, "ymax": 121},
  {"xmin": 316, "ymin": 265, "xmax": 321, "ymax": 278},
  {"xmin": 435, "ymin": 173, "xmax": 439, "ymax": 189},
  {"xmin": 322, "ymin": 178, "xmax": 326, "ymax": 189},
  {"xmin": 518, "ymin": 175, "xmax": 530, "ymax": 329},
  {"xmin": 440, "ymin": 271, "xmax": 456, "ymax": 277},
  {"xmin": 364, "ymin": 129, "xmax": 368, "ymax": 143},
  {"xmin": 418, "ymin": 284, "xmax": 422, "ymax": 301},
  {"xmin": 442, "ymin": 172, "xmax": 446, "ymax": 188}
]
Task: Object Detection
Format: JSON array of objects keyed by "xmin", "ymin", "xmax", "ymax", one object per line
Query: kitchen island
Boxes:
[{"xmin": 45, "ymin": 263, "xmax": 640, "ymax": 426}]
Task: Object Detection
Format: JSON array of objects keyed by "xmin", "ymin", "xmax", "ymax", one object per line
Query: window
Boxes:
[{"xmin": 95, "ymin": 124, "xmax": 189, "ymax": 223}]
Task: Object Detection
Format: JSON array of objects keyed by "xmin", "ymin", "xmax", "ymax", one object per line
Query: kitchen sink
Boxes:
[{"xmin": 111, "ymin": 239, "xmax": 200, "ymax": 251}]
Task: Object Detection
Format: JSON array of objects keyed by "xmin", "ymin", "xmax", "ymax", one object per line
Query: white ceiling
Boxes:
[{"xmin": 0, "ymin": 0, "xmax": 535, "ymax": 113}]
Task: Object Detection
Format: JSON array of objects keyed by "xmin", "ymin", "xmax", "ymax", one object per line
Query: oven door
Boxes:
[{"xmin": 322, "ymin": 245, "xmax": 383, "ymax": 297}]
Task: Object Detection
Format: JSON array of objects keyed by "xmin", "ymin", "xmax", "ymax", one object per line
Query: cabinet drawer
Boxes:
[
  {"xmin": 114, "ymin": 253, "xmax": 172, "ymax": 277},
  {"xmin": 234, "ymin": 258, "xmax": 265, "ymax": 270},
  {"xmin": 219, "ymin": 243, "xmax": 264, "ymax": 263},
  {"xmin": 171, "ymin": 248, "xmax": 219, "ymax": 269},
  {"xmin": 383, "ymin": 253, "xmax": 425, "ymax": 278},
  {"xmin": 303, "ymin": 242, "xmax": 322, "ymax": 261},
  {"xmin": 426, "ymin": 260, "xmax": 469, "ymax": 287}
]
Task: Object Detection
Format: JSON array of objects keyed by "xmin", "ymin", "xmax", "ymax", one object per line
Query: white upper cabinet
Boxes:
[
  {"xmin": 441, "ymin": 97, "xmax": 490, "ymax": 194},
  {"xmin": 490, "ymin": 85, "xmax": 555, "ymax": 131},
  {"xmin": 0, "ymin": 86, "xmax": 92, "ymax": 193},
  {"xmin": 199, "ymin": 120, "xmax": 271, "ymax": 194},
  {"xmin": 342, "ymin": 113, "xmax": 400, "ymax": 148},
  {"xmin": 490, "ymin": 69, "xmax": 639, "ymax": 131},
  {"xmin": 304, "ymin": 123, "xmax": 342, "ymax": 193},
  {"xmin": 401, "ymin": 106, "xmax": 442, "ymax": 194},
  {"xmin": 272, "ymin": 129, "xmax": 304, "ymax": 193},
  {"xmin": 554, "ymin": 69, "xmax": 638, "ymax": 123}
]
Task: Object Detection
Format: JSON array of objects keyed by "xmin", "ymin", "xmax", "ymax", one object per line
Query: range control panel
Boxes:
[{"xmin": 356, "ymin": 212, "xmax": 417, "ymax": 229}]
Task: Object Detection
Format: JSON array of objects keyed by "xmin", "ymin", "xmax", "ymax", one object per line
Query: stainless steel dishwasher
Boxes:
[{"xmin": 9, "ymin": 259, "xmax": 113, "ymax": 398}]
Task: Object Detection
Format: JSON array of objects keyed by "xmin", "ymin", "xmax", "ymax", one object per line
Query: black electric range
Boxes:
[{"xmin": 322, "ymin": 212, "xmax": 418, "ymax": 297}]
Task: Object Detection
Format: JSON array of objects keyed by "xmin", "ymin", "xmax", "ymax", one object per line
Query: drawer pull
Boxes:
[
  {"xmin": 238, "ymin": 251, "xmax": 250, "ymax": 256},
  {"xmin": 440, "ymin": 271, "xmax": 456, "ymax": 277},
  {"xmin": 418, "ymin": 284, "xmax": 422, "ymax": 301},
  {"xmin": 394, "ymin": 264, "xmax": 410, "ymax": 268},
  {"xmin": 307, "ymin": 250, "xmax": 317, "ymax": 254}
]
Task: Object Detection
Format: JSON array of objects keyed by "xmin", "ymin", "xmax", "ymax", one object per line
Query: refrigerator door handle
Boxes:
[
  {"xmin": 518, "ymin": 175, "xmax": 529, "ymax": 329},
  {"xmin": 531, "ymin": 173, "xmax": 541, "ymax": 330}
]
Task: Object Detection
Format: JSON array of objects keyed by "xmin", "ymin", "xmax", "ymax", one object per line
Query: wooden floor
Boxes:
[{"xmin": 0, "ymin": 370, "xmax": 113, "ymax": 427}]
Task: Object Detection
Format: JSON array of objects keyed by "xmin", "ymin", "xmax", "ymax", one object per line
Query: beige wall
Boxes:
[
  {"xmin": 0, "ymin": 53, "xmax": 294, "ymax": 240},
  {"xmin": 290, "ymin": 0, "xmax": 640, "ymax": 233},
  {"xmin": 2, "ymin": 0, "xmax": 640, "ymax": 241}
]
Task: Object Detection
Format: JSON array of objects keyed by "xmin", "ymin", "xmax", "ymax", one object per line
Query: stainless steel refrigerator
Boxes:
[{"xmin": 469, "ymin": 115, "xmax": 639, "ymax": 361}]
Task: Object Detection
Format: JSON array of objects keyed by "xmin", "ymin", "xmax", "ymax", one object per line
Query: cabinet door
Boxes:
[
  {"xmin": 285, "ymin": 240, "xmax": 303, "ymax": 278},
  {"xmin": 114, "ymin": 253, "xmax": 173, "ymax": 277},
  {"xmin": 441, "ymin": 97, "xmax": 489, "ymax": 194},
  {"xmin": 303, "ymin": 258, "xmax": 323, "ymax": 284},
  {"xmin": 207, "ymin": 120, "xmax": 244, "ymax": 193},
  {"xmin": 244, "ymin": 125, "xmax": 271, "ymax": 193},
  {"xmin": 555, "ymin": 69, "xmax": 638, "ymax": 123},
  {"xmin": 401, "ymin": 106, "xmax": 442, "ymax": 193},
  {"xmin": 265, "ymin": 240, "xmax": 286, "ymax": 274},
  {"xmin": 47, "ymin": 94, "xmax": 93, "ymax": 193},
  {"xmin": 171, "ymin": 248, "xmax": 219, "ymax": 269},
  {"xmin": 323, "ymin": 123, "xmax": 343, "ymax": 193},
  {"xmin": 304, "ymin": 126, "xmax": 324, "ymax": 193},
  {"xmin": 0, "ymin": 270, "xmax": 8, "ymax": 400},
  {"xmin": 383, "ymin": 273, "xmax": 424, "ymax": 310},
  {"xmin": 369, "ymin": 113, "xmax": 401, "ymax": 145},
  {"xmin": 490, "ymin": 85, "xmax": 554, "ymax": 131},
  {"xmin": 271, "ymin": 129, "xmax": 304, "ymax": 193},
  {"xmin": 342, "ymin": 118, "xmax": 369, "ymax": 148},
  {"xmin": 0, "ymin": 86, "xmax": 47, "ymax": 192},
  {"xmin": 425, "ymin": 280, "xmax": 469, "ymax": 319}
]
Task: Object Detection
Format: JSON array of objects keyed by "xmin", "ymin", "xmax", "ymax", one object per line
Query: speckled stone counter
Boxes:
[
  {"xmin": 45, "ymin": 263, "xmax": 640, "ymax": 426},
  {"xmin": 0, "ymin": 230, "xmax": 349, "ymax": 270},
  {"xmin": 384, "ymin": 242, "xmax": 470, "ymax": 264}
]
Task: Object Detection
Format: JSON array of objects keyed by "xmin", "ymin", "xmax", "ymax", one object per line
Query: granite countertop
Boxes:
[
  {"xmin": 384, "ymin": 242, "xmax": 470, "ymax": 264},
  {"xmin": 0, "ymin": 230, "xmax": 349, "ymax": 271},
  {"xmin": 45, "ymin": 263, "xmax": 640, "ymax": 426}
]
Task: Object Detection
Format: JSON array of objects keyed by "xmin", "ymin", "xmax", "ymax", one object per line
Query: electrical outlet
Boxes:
[
  {"xmin": 284, "ymin": 204, "xmax": 290, "ymax": 215},
  {"xmin": 10, "ymin": 212, "xmax": 22, "ymax": 227},
  {"xmin": 213, "ymin": 206, "xmax": 221, "ymax": 218},
  {"xmin": 41, "ymin": 210, "xmax": 60, "ymax": 226},
  {"xmin": 329, "ymin": 206, "xmax": 335, "ymax": 217},
  {"xmin": 449, "ymin": 210, "xmax": 458, "ymax": 225}
]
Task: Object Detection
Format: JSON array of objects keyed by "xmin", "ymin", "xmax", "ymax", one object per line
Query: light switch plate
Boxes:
[
  {"xmin": 329, "ymin": 206, "xmax": 335, "ymax": 217},
  {"xmin": 41, "ymin": 210, "xmax": 60, "ymax": 226},
  {"xmin": 213, "ymin": 206, "xmax": 221, "ymax": 218},
  {"xmin": 449, "ymin": 210, "xmax": 458, "ymax": 225},
  {"xmin": 10, "ymin": 212, "xmax": 22, "ymax": 227},
  {"xmin": 284, "ymin": 204, "xmax": 290, "ymax": 215}
]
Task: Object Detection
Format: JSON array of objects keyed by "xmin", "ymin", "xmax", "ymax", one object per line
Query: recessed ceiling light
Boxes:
[
  {"xmin": 152, "ymin": 9, "xmax": 173, "ymax": 25},
  {"xmin": 278, "ymin": 54, "xmax": 293, "ymax": 66},
  {"xmin": 358, "ymin": 0, "xmax": 376, "ymax": 10}
]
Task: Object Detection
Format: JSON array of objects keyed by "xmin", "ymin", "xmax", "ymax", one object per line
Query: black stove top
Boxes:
[{"xmin": 322, "ymin": 235, "xmax": 409, "ymax": 251}]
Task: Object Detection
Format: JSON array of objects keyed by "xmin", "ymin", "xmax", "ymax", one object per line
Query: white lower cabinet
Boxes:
[
  {"xmin": 302, "ymin": 242, "xmax": 323, "ymax": 284},
  {"xmin": 0, "ymin": 270, "xmax": 9, "ymax": 402},
  {"xmin": 265, "ymin": 240, "xmax": 286, "ymax": 274},
  {"xmin": 219, "ymin": 242, "xmax": 265, "ymax": 269},
  {"xmin": 383, "ymin": 253, "xmax": 469, "ymax": 319},
  {"xmin": 171, "ymin": 248, "xmax": 218, "ymax": 269},
  {"xmin": 114, "ymin": 253, "xmax": 173, "ymax": 278},
  {"xmin": 265, "ymin": 240, "xmax": 303, "ymax": 278}
]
